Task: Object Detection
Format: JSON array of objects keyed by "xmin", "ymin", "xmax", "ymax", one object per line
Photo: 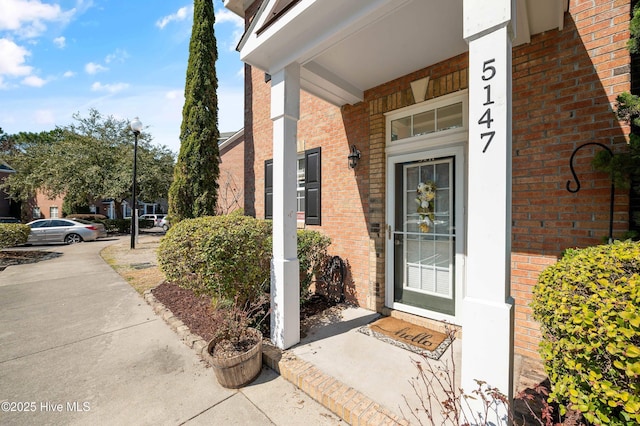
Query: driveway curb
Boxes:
[{"xmin": 142, "ymin": 288, "xmax": 405, "ymax": 426}]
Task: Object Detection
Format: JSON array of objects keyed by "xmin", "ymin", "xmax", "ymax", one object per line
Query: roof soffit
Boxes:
[{"xmin": 235, "ymin": 0, "xmax": 569, "ymax": 106}]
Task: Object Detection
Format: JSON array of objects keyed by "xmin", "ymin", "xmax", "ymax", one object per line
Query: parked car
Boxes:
[
  {"xmin": 26, "ymin": 218, "xmax": 104, "ymax": 244},
  {"xmin": 74, "ymin": 218, "xmax": 107, "ymax": 238},
  {"xmin": 140, "ymin": 214, "xmax": 170, "ymax": 231},
  {"xmin": 0, "ymin": 217, "xmax": 21, "ymax": 223}
]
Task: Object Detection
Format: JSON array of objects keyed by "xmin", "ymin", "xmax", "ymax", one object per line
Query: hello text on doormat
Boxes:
[{"xmin": 357, "ymin": 316, "xmax": 453, "ymax": 360}]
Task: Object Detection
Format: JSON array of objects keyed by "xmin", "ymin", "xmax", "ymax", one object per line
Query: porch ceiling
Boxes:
[{"xmin": 231, "ymin": 0, "xmax": 567, "ymax": 106}]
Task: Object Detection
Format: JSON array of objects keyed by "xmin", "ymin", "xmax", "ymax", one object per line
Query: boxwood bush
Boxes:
[
  {"xmin": 158, "ymin": 214, "xmax": 332, "ymax": 305},
  {"xmin": 531, "ymin": 241, "xmax": 640, "ymax": 425},
  {"xmin": 158, "ymin": 215, "xmax": 273, "ymax": 304},
  {"xmin": 0, "ymin": 224, "xmax": 31, "ymax": 248}
]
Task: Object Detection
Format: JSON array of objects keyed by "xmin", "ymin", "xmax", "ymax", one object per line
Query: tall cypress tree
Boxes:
[{"xmin": 168, "ymin": 0, "xmax": 220, "ymax": 222}]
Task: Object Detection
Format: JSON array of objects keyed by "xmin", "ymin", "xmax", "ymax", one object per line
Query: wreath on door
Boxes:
[{"xmin": 416, "ymin": 181, "xmax": 436, "ymax": 232}]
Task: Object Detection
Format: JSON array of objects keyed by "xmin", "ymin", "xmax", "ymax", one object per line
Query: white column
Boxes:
[
  {"xmin": 462, "ymin": 0, "xmax": 515, "ymax": 420},
  {"xmin": 270, "ymin": 63, "xmax": 301, "ymax": 349}
]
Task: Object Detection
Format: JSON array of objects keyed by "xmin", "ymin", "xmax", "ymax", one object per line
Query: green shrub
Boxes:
[
  {"xmin": 531, "ymin": 241, "xmax": 640, "ymax": 425},
  {"xmin": 0, "ymin": 224, "xmax": 31, "ymax": 248},
  {"xmin": 139, "ymin": 218, "xmax": 154, "ymax": 229},
  {"xmin": 102, "ymin": 219, "xmax": 130, "ymax": 233},
  {"xmin": 297, "ymin": 229, "xmax": 331, "ymax": 302},
  {"xmin": 158, "ymin": 215, "xmax": 272, "ymax": 304},
  {"xmin": 158, "ymin": 215, "xmax": 333, "ymax": 305}
]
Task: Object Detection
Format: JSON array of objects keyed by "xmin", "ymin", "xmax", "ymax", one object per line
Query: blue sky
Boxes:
[{"xmin": 0, "ymin": 0, "xmax": 245, "ymax": 154}]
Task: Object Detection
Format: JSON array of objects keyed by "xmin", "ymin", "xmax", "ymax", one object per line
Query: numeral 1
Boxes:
[{"xmin": 483, "ymin": 85, "xmax": 494, "ymax": 106}]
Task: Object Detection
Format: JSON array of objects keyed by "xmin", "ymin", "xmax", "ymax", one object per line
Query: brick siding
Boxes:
[
  {"xmin": 230, "ymin": 0, "xmax": 632, "ymax": 359},
  {"xmin": 217, "ymin": 134, "xmax": 245, "ymax": 215},
  {"xmin": 510, "ymin": 0, "xmax": 631, "ymax": 357}
]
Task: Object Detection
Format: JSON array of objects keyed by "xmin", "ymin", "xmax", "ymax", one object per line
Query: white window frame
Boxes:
[{"xmin": 386, "ymin": 90, "xmax": 468, "ymax": 156}]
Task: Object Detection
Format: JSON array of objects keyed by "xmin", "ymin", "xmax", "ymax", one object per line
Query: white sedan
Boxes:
[{"xmin": 26, "ymin": 219, "xmax": 103, "ymax": 244}]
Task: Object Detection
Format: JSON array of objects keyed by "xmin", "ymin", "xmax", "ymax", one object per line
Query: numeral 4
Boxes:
[{"xmin": 478, "ymin": 108, "xmax": 493, "ymax": 128}]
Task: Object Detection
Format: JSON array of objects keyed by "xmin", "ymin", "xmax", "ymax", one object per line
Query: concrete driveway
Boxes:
[{"xmin": 0, "ymin": 238, "xmax": 341, "ymax": 425}]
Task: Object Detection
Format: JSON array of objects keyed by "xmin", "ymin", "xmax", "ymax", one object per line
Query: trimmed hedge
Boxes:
[
  {"xmin": 100, "ymin": 218, "xmax": 154, "ymax": 234},
  {"xmin": 531, "ymin": 241, "xmax": 640, "ymax": 425},
  {"xmin": 157, "ymin": 215, "xmax": 332, "ymax": 305},
  {"xmin": 158, "ymin": 215, "xmax": 273, "ymax": 304},
  {"xmin": 0, "ymin": 224, "xmax": 31, "ymax": 248}
]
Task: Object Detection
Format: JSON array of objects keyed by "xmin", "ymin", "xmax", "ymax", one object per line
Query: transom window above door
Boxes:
[
  {"xmin": 386, "ymin": 90, "xmax": 468, "ymax": 150},
  {"xmin": 391, "ymin": 102, "xmax": 463, "ymax": 141}
]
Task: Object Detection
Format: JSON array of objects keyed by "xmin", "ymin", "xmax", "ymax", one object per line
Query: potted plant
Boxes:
[{"xmin": 206, "ymin": 294, "xmax": 269, "ymax": 389}]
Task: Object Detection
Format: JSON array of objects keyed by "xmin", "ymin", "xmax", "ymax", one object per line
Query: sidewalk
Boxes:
[{"xmin": 0, "ymin": 237, "xmax": 342, "ymax": 425}]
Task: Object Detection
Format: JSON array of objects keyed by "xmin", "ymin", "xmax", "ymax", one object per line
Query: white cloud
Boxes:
[
  {"xmin": 165, "ymin": 89, "xmax": 183, "ymax": 100},
  {"xmin": 85, "ymin": 62, "xmax": 107, "ymax": 74},
  {"xmin": 215, "ymin": 9, "xmax": 243, "ymax": 26},
  {"xmin": 53, "ymin": 36, "xmax": 65, "ymax": 48},
  {"xmin": 156, "ymin": 6, "xmax": 191, "ymax": 30},
  {"xmin": 63, "ymin": 70, "xmax": 74, "ymax": 78},
  {"xmin": 215, "ymin": 9, "xmax": 244, "ymax": 51},
  {"xmin": 105, "ymin": 48, "xmax": 128, "ymax": 64},
  {"xmin": 0, "ymin": 38, "xmax": 32, "ymax": 77},
  {"xmin": 34, "ymin": 109, "xmax": 55, "ymax": 125},
  {"xmin": 0, "ymin": 0, "xmax": 73, "ymax": 38},
  {"xmin": 91, "ymin": 81, "xmax": 129, "ymax": 93},
  {"xmin": 22, "ymin": 74, "xmax": 45, "ymax": 87}
]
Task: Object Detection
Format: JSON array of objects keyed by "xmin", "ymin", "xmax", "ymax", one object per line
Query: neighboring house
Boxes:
[
  {"xmin": 31, "ymin": 190, "xmax": 66, "ymax": 220},
  {"xmin": 222, "ymin": 0, "xmax": 634, "ymax": 398},
  {"xmin": 121, "ymin": 199, "xmax": 168, "ymax": 219},
  {"xmin": 28, "ymin": 193, "xmax": 167, "ymax": 221},
  {"xmin": 217, "ymin": 129, "xmax": 245, "ymax": 215}
]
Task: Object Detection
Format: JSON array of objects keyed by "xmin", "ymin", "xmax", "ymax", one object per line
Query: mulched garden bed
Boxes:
[
  {"xmin": 0, "ymin": 250, "xmax": 62, "ymax": 271},
  {"xmin": 151, "ymin": 281, "xmax": 338, "ymax": 342}
]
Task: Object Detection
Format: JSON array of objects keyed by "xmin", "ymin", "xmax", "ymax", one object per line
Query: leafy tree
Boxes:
[
  {"xmin": 0, "ymin": 109, "xmax": 175, "ymax": 218},
  {"xmin": 168, "ymin": 0, "xmax": 220, "ymax": 222}
]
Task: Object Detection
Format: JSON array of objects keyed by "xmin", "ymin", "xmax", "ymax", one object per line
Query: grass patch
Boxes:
[{"xmin": 100, "ymin": 236, "xmax": 165, "ymax": 294}]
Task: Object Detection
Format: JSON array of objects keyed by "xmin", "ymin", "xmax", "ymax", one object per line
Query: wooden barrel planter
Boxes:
[{"xmin": 207, "ymin": 328, "xmax": 263, "ymax": 389}]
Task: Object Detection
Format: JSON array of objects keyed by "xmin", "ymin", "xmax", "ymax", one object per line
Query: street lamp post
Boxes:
[{"xmin": 130, "ymin": 117, "xmax": 142, "ymax": 249}]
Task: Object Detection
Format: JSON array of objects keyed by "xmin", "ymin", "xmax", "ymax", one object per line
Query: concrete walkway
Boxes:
[{"xmin": 0, "ymin": 239, "xmax": 341, "ymax": 425}]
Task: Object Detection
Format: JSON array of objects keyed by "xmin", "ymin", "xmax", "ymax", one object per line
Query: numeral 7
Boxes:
[{"xmin": 481, "ymin": 131, "xmax": 495, "ymax": 153}]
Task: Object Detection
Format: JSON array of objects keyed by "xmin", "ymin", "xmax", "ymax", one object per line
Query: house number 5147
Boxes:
[{"xmin": 479, "ymin": 58, "xmax": 496, "ymax": 153}]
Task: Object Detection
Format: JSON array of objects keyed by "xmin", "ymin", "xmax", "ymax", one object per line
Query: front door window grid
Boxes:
[{"xmin": 401, "ymin": 159, "xmax": 454, "ymax": 300}]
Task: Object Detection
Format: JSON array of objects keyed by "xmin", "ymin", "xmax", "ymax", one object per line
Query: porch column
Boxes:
[
  {"xmin": 270, "ymin": 63, "xmax": 301, "ymax": 349},
  {"xmin": 462, "ymin": 0, "xmax": 515, "ymax": 417}
]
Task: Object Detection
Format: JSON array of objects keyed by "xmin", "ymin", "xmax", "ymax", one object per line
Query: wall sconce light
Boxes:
[{"xmin": 348, "ymin": 145, "xmax": 361, "ymax": 169}]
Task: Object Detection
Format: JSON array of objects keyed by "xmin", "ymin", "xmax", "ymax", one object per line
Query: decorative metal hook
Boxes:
[{"xmin": 566, "ymin": 142, "xmax": 615, "ymax": 243}]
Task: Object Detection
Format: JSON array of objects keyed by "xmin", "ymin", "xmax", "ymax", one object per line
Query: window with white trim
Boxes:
[{"xmin": 391, "ymin": 102, "xmax": 463, "ymax": 141}]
